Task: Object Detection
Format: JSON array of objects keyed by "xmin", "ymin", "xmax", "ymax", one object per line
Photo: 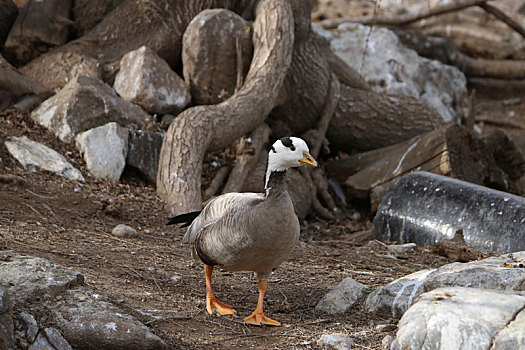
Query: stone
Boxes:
[
  {"xmin": 114, "ymin": 46, "xmax": 190, "ymax": 114},
  {"xmin": 0, "ymin": 250, "xmax": 84, "ymax": 305},
  {"xmin": 492, "ymin": 306, "xmax": 525, "ymax": 349},
  {"xmin": 313, "ymin": 23, "xmax": 469, "ymax": 123},
  {"xmin": 423, "ymin": 252, "xmax": 525, "ymax": 293},
  {"xmin": 111, "ymin": 224, "xmax": 138, "ymax": 238},
  {"xmin": 391, "ymin": 287, "xmax": 525, "ymax": 350},
  {"xmin": 49, "ymin": 288, "xmax": 166, "ymax": 350},
  {"xmin": 75, "ymin": 122, "xmax": 129, "ymax": 182},
  {"xmin": 4, "ymin": 136, "xmax": 85, "ymax": 181},
  {"xmin": 0, "ymin": 284, "xmax": 14, "ymax": 350},
  {"xmin": 31, "ymin": 75, "xmax": 146, "ymax": 143},
  {"xmin": 365, "ymin": 268, "xmax": 435, "ymax": 318},
  {"xmin": 18, "ymin": 311, "xmax": 39, "ymax": 343},
  {"xmin": 317, "ymin": 333, "xmax": 354, "ymax": 350},
  {"xmin": 388, "ymin": 243, "xmax": 417, "ymax": 255},
  {"xmin": 29, "ymin": 332, "xmax": 54, "ymax": 350},
  {"xmin": 43, "ymin": 327, "xmax": 73, "ymax": 350},
  {"xmin": 381, "ymin": 335, "xmax": 394, "ymax": 350},
  {"xmin": 316, "ymin": 278, "xmax": 370, "ymax": 314},
  {"xmin": 126, "ymin": 130, "xmax": 163, "ymax": 184}
]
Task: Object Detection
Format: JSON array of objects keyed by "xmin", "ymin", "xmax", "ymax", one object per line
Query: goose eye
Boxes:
[{"xmin": 290, "ymin": 146, "xmax": 296, "ymax": 151}]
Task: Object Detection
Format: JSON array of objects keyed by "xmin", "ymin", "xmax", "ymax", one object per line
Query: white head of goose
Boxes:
[{"xmin": 167, "ymin": 137, "xmax": 319, "ymax": 326}]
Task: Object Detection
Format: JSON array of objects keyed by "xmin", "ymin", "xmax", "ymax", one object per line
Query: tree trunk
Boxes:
[{"xmin": 157, "ymin": 0, "xmax": 294, "ymax": 214}]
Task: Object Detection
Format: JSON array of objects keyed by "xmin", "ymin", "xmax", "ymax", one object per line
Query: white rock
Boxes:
[
  {"xmin": 75, "ymin": 123, "xmax": 128, "ymax": 182},
  {"xmin": 365, "ymin": 268, "xmax": 435, "ymax": 318},
  {"xmin": 111, "ymin": 224, "xmax": 138, "ymax": 238},
  {"xmin": 316, "ymin": 278, "xmax": 370, "ymax": 314},
  {"xmin": 313, "ymin": 23, "xmax": 469, "ymax": 123},
  {"xmin": 32, "ymin": 75, "xmax": 146, "ymax": 143},
  {"xmin": 4, "ymin": 136, "xmax": 84, "ymax": 181},
  {"xmin": 318, "ymin": 333, "xmax": 354, "ymax": 350},
  {"xmin": 388, "ymin": 243, "xmax": 417, "ymax": 254},
  {"xmin": 114, "ymin": 46, "xmax": 190, "ymax": 114},
  {"xmin": 492, "ymin": 306, "xmax": 525, "ymax": 349},
  {"xmin": 392, "ymin": 287, "xmax": 525, "ymax": 350}
]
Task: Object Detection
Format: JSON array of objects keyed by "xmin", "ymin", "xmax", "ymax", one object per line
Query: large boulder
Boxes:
[
  {"xmin": 126, "ymin": 130, "xmax": 163, "ymax": 184},
  {"xmin": 4, "ymin": 136, "xmax": 84, "ymax": 181},
  {"xmin": 313, "ymin": 23, "xmax": 469, "ymax": 123},
  {"xmin": 31, "ymin": 75, "xmax": 146, "ymax": 143},
  {"xmin": 392, "ymin": 287, "xmax": 525, "ymax": 350},
  {"xmin": 75, "ymin": 122, "xmax": 129, "ymax": 182},
  {"xmin": 114, "ymin": 46, "xmax": 190, "ymax": 114},
  {"xmin": 365, "ymin": 252, "xmax": 525, "ymax": 319}
]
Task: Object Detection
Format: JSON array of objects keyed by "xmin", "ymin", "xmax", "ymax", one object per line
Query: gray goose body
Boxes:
[
  {"xmin": 171, "ymin": 137, "xmax": 319, "ymax": 326},
  {"xmin": 183, "ymin": 171, "xmax": 299, "ymax": 279}
]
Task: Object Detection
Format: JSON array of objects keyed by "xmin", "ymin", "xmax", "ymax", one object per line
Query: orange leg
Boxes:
[
  {"xmin": 205, "ymin": 265, "xmax": 236, "ymax": 316},
  {"xmin": 243, "ymin": 280, "xmax": 281, "ymax": 326}
]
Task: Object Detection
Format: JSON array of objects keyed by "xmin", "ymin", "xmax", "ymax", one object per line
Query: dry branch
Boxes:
[
  {"xmin": 478, "ymin": 2, "xmax": 525, "ymax": 39},
  {"xmin": 157, "ymin": 0, "xmax": 294, "ymax": 214},
  {"xmin": 203, "ymin": 165, "xmax": 231, "ymax": 201},
  {"xmin": 319, "ymin": 0, "xmax": 485, "ymax": 29}
]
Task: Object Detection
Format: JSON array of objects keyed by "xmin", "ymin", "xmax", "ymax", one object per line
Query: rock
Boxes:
[
  {"xmin": 366, "ymin": 252, "xmax": 525, "ymax": 319},
  {"xmin": 4, "ymin": 136, "xmax": 85, "ymax": 181},
  {"xmin": 317, "ymin": 333, "xmax": 354, "ymax": 350},
  {"xmin": 492, "ymin": 305, "xmax": 525, "ymax": 349},
  {"xmin": 126, "ymin": 130, "xmax": 163, "ymax": 184},
  {"xmin": 31, "ymin": 75, "xmax": 146, "ymax": 143},
  {"xmin": 0, "ymin": 284, "xmax": 14, "ymax": 350},
  {"xmin": 388, "ymin": 243, "xmax": 417, "ymax": 255},
  {"xmin": 49, "ymin": 288, "xmax": 166, "ymax": 350},
  {"xmin": 111, "ymin": 224, "xmax": 138, "ymax": 238},
  {"xmin": 75, "ymin": 123, "xmax": 129, "ymax": 182},
  {"xmin": 365, "ymin": 269, "xmax": 435, "ymax": 318},
  {"xmin": 17, "ymin": 311, "xmax": 39, "ymax": 343},
  {"xmin": 423, "ymin": 251, "xmax": 525, "ymax": 293},
  {"xmin": 73, "ymin": 0, "xmax": 126, "ymax": 37},
  {"xmin": 114, "ymin": 46, "xmax": 190, "ymax": 114},
  {"xmin": 374, "ymin": 172, "xmax": 525, "ymax": 253},
  {"xmin": 182, "ymin": 9, "xmax": 253, "ymax": 105},
  {"xmin": 43, "ymin": 327, "xmax": 73, "ymax": 350},
  {"xmin": 381, "ymin": 335, "xmax": 394, "ymax": 350},
  {"xmin": 313, "ymin": 23, "xmax": 469, "ymax": 123},
  {"xmin": 392, "ymin": 287, "xmax": 525, "ymax": 350},
  {"xmin": 316, "ymin": 278, "xmax": 370, "ymax": 314},
  {"xmin": 0, "ymin": 251, "xmax": 84, "ymax": 305},
  {"xmin": 0, "ymin": 0, "xmax": 17, "ymax": 50}
]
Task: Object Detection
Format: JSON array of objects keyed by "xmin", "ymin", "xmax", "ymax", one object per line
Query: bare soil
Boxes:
[{"xmin": 0, "ymin": 108, "xmax": 505, "ymax": 349}]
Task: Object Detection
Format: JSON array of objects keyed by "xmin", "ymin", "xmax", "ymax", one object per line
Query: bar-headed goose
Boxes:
[{"xmin": 167, "ymin": 137, "xmax": 319, "ymax": 326}]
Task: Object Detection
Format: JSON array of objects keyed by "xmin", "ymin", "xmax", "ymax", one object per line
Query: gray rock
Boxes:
[
  {"xmin": 29, "ymin": 332, "xmax": 54, "ymax": 350},
  {"xmin": 31, "ymin": 75, "xmax": 146, "ymax": 143},
  {"xmin": 314, "ymin": 23, "xmax": 468, "ymax": 123},
  {"xmin": 316, "ymin": 278, "xmax": 370, "ymax": 314},
  {"xmin": 114, "ymin": 46, "xmax": 190, "ymax": 114},
  {"xmin": 388, "ymin": 243, "xmax": 417, "ymax": 254},
  {"xmin": 365, "ymin": 268, "xmax": 435, "ymax": 318},
  {"xmin": 492, "ymin": 306, "xmax": 525, "ymax": 349},
  {"xmin": 111, "ymin": 224, "xmax": 138, "ymax": 238},
  {"xmin": 49, "ymin": 288, "xmax": 166, "ymax": 350},
  {"xmin": 43, "ymin": 327, "xmax": 73, "ymax": 350},
  {"xmin": 75, "ymin": 122, "xmax": 129, "ymax": 182},
  {"xmin": 392, "ymin": 287, "xmax": 525, "ymax": 350},
  {"xmin": 0, "ymin": 284, "xmax": 14, "ymax": 350},
  {"xmin": 18, "ymin": 311, "xmax": 39, "ymax": 343},
  {"xmin": 0, "ymin": 250, "xmax": 84, "ymax": 305},
  {"xmin": 126, "ymin": 130, "xmax": 163, "ymax": 184},
  {"xmin": 4, "ymin": 136, "xmax": 85, "ymax": 181},
  {"xmin": 318, "ymin": 333, "xmax": 354, "ymax": 350},
  {"xmin": 423, "ymin": 252, "xmax": 525, "ymax": 293}
]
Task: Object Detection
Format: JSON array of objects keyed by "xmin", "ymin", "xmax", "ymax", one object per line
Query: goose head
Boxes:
[{"xmin": 267, "ymin": 137, "xmax": 319, "ymax": 174}]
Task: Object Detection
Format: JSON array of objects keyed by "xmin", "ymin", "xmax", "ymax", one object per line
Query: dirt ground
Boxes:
[{"xmin": 0, "ymin": 100, "xmax": 517, "ymax": 349}]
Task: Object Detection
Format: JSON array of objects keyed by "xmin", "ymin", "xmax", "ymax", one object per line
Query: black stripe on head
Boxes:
[
  {"xmin": 270, "ymin": 145, "xmax": 277, "ymax": 153},
  {"xmin": 280, "ymin": 137, "xmax": 295, "ymax": 151}
]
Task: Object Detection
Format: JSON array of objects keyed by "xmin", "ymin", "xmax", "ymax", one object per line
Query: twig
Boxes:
[
  {"xmin": 465, "ymin": 89, "xmax": 476, "ymax": 132},
  {"xmin": 311, "ymin": 72, "xmax": 340, "ymax": 159},
  {"xmin": 23, "ymin": 203, "xmax": 45, "ymax": 219},
  {"xmin": 88, "ymin": 230, "xmax": 142, "ymax": 247},
  {"xmin": 144, "ymin": 316, "xmax": 192, "ymax": 325},
  {"xmin": 479, "ymin": 2, "xmax": 525, "ymax": 39},
  {"xmin": 26, "ymin": 188, "xmax": 58, "ymax": 199},
  {"xmin": 320, "ymin": 0, "xmax": 486, "ymax": 29}
]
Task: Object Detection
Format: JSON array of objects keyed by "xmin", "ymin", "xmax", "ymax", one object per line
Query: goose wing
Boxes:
[{"xmin": 182, "ymin": 192, "xmax": 264, "ymax": 245}]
